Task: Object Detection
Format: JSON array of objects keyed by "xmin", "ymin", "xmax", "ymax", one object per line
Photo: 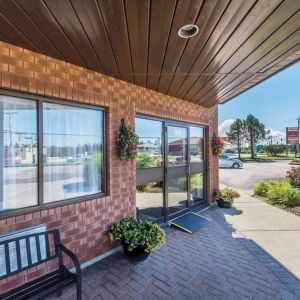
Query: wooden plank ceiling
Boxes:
[{"xmin": 0, "ymin": 0, "xmax": 300, "ymax": 107}]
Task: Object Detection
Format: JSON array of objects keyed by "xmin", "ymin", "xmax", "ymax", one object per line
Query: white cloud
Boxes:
[
  {"xmin": 266, "ymin": 127, "xmax": 286, "ymax": 144},
  {"xmin": 267, "ymin": 128, "xmax": 285, "ymax": 138},
  {"xmin": 218, "ymin": 119, "xmax": 235, "ymax": 136}
]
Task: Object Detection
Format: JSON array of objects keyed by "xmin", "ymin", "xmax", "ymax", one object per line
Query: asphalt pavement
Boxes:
[{"xmin": 220, "ymin": 160, "xmax": 292, "ymax": 190}]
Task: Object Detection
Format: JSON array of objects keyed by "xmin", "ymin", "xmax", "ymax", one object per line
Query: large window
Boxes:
[
  {"xmin": 0, "ymin": 93, "xmax": 105, "ymax": 214},
  {"xmin": 0, "ymin": 97, "xmax": 38, "ymax": 211}
]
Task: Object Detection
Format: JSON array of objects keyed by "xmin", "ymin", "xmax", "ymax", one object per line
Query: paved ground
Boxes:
[
  {"xmin": 47, "ymin": 207, "xmax": 300, "ymax": 300},
  {"xmin": 220, "ymin": 160, "xmax": 300, "ymax": 280},
  {"xmin": 220, "ymin": 160, "xmax": 292, "ymax": 190}
]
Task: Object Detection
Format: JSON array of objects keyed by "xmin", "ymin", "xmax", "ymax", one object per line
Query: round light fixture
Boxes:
[{"xmin": 178, "ymin": 24, "xmax": 199, "ymax": 39}]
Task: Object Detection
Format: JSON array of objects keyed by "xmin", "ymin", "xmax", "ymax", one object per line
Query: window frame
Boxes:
[{"xmin": 0, "ymin": 89, "xmax": 107, "ymax": 219}]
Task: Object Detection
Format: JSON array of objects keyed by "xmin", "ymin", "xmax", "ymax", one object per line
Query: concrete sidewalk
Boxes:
[{"xmin": 215, "ymin": 189, "xmax": 300, "ymax": 280}]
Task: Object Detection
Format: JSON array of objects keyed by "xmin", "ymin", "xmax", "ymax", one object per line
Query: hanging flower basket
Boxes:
[
  {"xmin": 211, "ymin": 134, "xmax": 224, "ymax": 156},
  {"xmin": 118, "ymin": 119, "xmax": 139, "ymax": 161}
]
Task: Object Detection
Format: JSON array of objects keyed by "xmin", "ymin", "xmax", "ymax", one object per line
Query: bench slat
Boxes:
[
  {"xmin": 15, "ymin": 239, "xmax": 22, "ymax": 270},
  {"xmin": 45, "ymin": 232, "xmax": 51, "ymax": 259},
  {"xmin": 4, "ymin": 242, "xmax": 9, "ymax": 275},
  {"xmin": 35, "ymin": 235, "xmax": 41, "ymax": 263},
  {"xmin": 25, "ymin": 237, "xmax": 32, "ymax": 267}
]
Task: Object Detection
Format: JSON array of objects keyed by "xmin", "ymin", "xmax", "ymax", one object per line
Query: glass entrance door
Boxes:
[
  {"xmin": 166, "ymin": 125, "xmax": 189, "ymax": 216},
  {"xmin": 135, "ymin": 116, "xmax": 206, "ymax": 222}
]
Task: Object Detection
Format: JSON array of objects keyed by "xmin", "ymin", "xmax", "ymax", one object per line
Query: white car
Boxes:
[{"xmin": 219, "ymin": 155, "xmax": 243, "ymax": 169}]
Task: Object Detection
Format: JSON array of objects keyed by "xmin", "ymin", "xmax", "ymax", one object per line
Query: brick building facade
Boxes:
[{"xmin": 0, "ymin": 41, "xmax": 218, "ymax": 293}]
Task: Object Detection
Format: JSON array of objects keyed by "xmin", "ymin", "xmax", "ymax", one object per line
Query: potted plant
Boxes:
[
  {"xmin": 108, "ymin": 217, "xmax": 166, "ymax": 261},
  {"xmin": 211, "ymin": 133, "xmax": 224, "ymax": 156},
  {"xmin": 118, "ymin": 119, "xmax": 139, "ymax": 161},
  {"xmin": 215, "ymin": 188, "xmax": 240, "ymax": 208}
]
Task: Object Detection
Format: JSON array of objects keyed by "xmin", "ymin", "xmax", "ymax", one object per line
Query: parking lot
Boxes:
[{"xmin": 220, "ymin": 160, "xmax": 292, "ymax": 190}]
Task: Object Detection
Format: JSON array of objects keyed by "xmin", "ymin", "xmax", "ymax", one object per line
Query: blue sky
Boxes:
[{"xmin": 218, "ymin": 61, "xmax": 300, "ymax": 142}]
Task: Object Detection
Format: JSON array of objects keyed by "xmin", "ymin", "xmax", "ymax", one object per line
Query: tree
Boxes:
[
  {"xmin": 265, "ymin": 144, "xmax": 286, "ymax": 157},
  {"xmin": 226, "ymin": 118, "xmax": 244, "ymax": 159},
  {"xmin": 244, "ymin": 114, "xmax": 267, "ymax": 159}
]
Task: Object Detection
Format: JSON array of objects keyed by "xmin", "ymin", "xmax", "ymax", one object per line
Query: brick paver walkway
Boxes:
[{"xmin": 47, "ymin": 208, "xmax": 300, "ymax": 299}]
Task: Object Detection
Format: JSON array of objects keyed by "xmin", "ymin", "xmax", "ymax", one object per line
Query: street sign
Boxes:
[{"xmin": 286, "ymin": 127, "xmax": 298, "ymax": 145}]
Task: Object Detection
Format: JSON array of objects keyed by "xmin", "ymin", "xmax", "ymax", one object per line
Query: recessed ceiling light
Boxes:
[{"xmin": 178, "ymin": 24, "xmax": 199, "ymax": 39}]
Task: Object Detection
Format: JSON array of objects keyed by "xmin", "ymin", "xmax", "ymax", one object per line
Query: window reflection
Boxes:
[
  {"xmin": 0, "ymin": 96, "xmax": 38, "ymax": 211},
  {"xmin": 136, "ymin": 118, "xmax": 163, "ymax": 168},
  {"xmin": 168, "ymin": 176, "xmax": 188, "ymax": 214},
  {"xmin": 168, "ymin": 126, "xmax": 188, "ymax": 165},
  {"xmin": 43, "ymin": 103, "xmax": 103, "ymax": 203},
  {"xmin": 190, "ymin": 126, "xmax": 204, "ymax": 163},
  {"xmin": 191, "ymin": 173, "xmax": 204, "ymax": 203},
  {"xmin": 136, "ymin": 181, "xmax": 164, "ymax": 220}
]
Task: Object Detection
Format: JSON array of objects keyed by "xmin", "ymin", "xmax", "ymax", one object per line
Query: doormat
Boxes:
[{"xmin": 169, "ymin": 212, "xmax": 210, "ymax": 234}]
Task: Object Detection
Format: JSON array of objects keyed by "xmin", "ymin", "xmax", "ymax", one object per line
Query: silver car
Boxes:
[{"xmin": 219, "ymin": 155, "xmax": 243, "ymax": 169}]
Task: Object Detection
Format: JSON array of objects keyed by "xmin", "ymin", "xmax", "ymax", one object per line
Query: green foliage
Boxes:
[
  {"xmin": 244, "ymin": 114, "xmax": 267, "ymax": 159},
  {"xmin": 226, "ymin": 118, "xmax": 244, "ymax": 158},
  {"xmin": 265, "ymin": 144, "xmax": 286, "ymax": 157},
  {"xmin": 118, "ymin": 120, "xmax": 139, "ymax": 161},
  {"xmin": 253, "ymin": 180, "xmax": 300, "ymax": 207},
  {"xmin": 267, "ymin": 180, "xmax": 300, "ymax": 207},
  {"xmin": 190, "ymin": 174, "xmax": 203, "ymax": 188},
  {"xmin": 108, "ymin": 217, "xmax": 166, "ymax": 253},
  {"xmin": 136, "ymin": 153, "xmax": 157, "ymax": 168},
  {"xmin": 287, "ymin": 167, "xmax": 300, "ymax": 188},
  {"xmin": 215, "ymin": 188, "xmax": 240, "ymax": 202},
  {"xmin": 253, "ymin": 181, "xmax": 273, "ymax": 197},
  {"xmin": 136, "ymin": 182, "xmax": 162, "ymax": 193}
]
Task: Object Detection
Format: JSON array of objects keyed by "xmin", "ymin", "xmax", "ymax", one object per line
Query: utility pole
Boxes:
[{"xmin": 4, "ymin": 112, "xmax": 17, "ymax": 159}]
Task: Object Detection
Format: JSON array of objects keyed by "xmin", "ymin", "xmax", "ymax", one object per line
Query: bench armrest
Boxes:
[{"xmin": 56, "ymin": 244, "xmax": 82, "ymax": 281}]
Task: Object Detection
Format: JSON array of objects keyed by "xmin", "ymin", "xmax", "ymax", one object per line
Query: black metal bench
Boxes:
[{"xmin": 0, "ymin": 229, "xmax": 82, "ymax": 300}]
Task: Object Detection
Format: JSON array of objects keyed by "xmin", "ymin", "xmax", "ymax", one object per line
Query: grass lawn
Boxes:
[{"xmin": 257, "ymin": 155, "xmax": 294, "ymax": 161}]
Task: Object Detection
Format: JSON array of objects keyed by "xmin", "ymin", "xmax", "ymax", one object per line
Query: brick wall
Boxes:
[{"xmin": 0, "ymin": 41, "xmax": 218, "ymax": 294}]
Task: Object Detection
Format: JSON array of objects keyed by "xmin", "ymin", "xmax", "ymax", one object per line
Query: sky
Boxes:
[{"xmin": 218, "ymin": 61, "xmax": 300, "ymax": 144}]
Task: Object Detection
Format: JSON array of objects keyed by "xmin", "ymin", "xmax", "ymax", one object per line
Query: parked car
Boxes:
[
  {"xmin": 219, "ymin": 155, "xmax": 243, "ymax": 169},
  {"xmin": 225, "ymin": 149, "xmax": 236, "ymax": 154},
  {"xmin": 67, "ymin": 154, "xmax": 87, "ymax": 164}
]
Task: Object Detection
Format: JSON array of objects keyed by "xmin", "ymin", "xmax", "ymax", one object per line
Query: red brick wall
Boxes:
[{"xmin": 0, "ymin": 41, "xmax": 218, "ymax": 294}]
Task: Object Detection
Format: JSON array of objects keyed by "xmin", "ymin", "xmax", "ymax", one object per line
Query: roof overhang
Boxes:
[{"xmin": 0, "ymin": 0, "xmax": 299, "ymax": 107}]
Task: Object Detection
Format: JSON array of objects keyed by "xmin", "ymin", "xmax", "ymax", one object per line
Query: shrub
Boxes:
[
  {"xmin": 267, "ymin": 180, "xmax": 293, "ymax": 205},
  {"xmin": 285, "ymin": 189, "xmax": 300, "ymax": 207},
  {"xmin": 264, "ymin": 144, "xmax": 286, "ymax": 156},
  {"xmin": 109, "ymin": 217, "xmax": 166, "ymax": 253},
  {"xmin": 287, "ymin": 167, "xmax": 300, "ymax": 188},
  {"xmin": 256, "ymin": 180, "xmax": 300, "ymax": 207},
  {"xmin": 253, "ymin": 181, "xmax": 272, "ymax": 197},
  {"xmin": 215, "ymin": 188, "xmax": 240, "ymax": 202},
  {"xmin": 136, "ymin": 153, "xmax": 157, "ymax": 168}
]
